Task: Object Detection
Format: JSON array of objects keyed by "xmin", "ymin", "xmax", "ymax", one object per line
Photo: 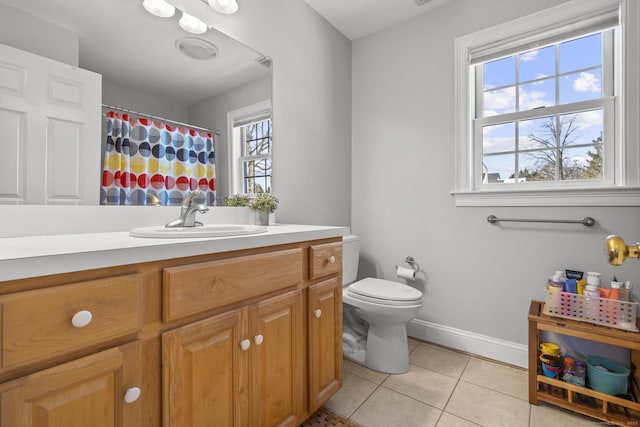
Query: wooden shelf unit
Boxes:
[{"xmin": 528, "ymin": 300, "xmax": 640, "ymax": 426}]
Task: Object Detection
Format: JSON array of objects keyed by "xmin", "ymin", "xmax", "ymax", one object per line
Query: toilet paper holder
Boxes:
[
  {"xmin": 395, "ymin": 256, "xmax": 420, "ymax": 274},
  {"xmin": 404, "ymin": 256, "xmax": 420, "ymax": 273}
]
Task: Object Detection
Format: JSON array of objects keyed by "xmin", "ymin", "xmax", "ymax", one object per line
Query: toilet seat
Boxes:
[{"xmin": 347, "ymin": 278, "xmax": 422, "ymax": 307}]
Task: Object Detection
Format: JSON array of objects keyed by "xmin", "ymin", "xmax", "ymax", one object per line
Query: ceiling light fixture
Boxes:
[
  {"xmin": 179, "ymin": 12, "xmax": 208, "ymax": 34},
  {"xmin": 175, "ymin": 37, "xmax": 219, "ymax": 61},
  {"xmin": 207, "ymin": 0, "xmax": 239, "ymax": 15},
  {"xmin": 142, "ymin": 0, "xmax": 175, "ymax": 17}
]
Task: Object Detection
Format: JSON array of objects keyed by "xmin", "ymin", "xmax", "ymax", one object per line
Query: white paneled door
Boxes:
[{"xmin": 0, "ymin": 43, "xmax": 101, "ymax": 204}]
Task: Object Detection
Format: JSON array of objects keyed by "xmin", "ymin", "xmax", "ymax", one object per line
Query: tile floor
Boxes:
[{"xmin": 324, "ymin": 339, "xmax": 599, "ymax": 427}]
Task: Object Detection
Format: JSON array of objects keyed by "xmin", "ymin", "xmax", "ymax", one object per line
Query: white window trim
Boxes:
[
  {"xmin": 452, "ymin": 0, "xmax": 640, "ymax": 206},
  {"xmin": 227, "ymin": 100, "xmax": 272, "ymax": 196}
]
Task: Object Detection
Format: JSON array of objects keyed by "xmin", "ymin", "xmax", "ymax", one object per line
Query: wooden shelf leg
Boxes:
[{"xmin": 529, "ymin": 312, "xmax": 539, "ymax": 405}]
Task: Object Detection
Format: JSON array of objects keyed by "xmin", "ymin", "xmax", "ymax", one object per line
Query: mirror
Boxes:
[{"xmin": 0, "ymin": 0, "xmax": 272, "ymax": 205}]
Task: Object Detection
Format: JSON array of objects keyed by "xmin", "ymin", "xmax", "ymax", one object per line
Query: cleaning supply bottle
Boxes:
[{"xmin": 547, "ymin": 271, "xmax": 565, "ymax": 315}]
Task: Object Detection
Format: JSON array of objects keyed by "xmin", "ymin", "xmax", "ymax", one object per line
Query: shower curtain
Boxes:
[{"xmin": 100, "ymin": 111, "xmax": 216, "ymax": 206}]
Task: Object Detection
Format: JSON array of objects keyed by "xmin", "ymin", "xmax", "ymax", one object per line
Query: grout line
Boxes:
[{"xmin": 345, "ymin": 381, "xmax": 383, "ymax": 423}]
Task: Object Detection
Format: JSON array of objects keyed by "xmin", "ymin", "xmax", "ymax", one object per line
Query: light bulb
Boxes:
[
  {"xmin": 179, "ymin": 12, "xmax": 208, "ymax": 34},
  {"xmin": 142, "ymin": 0, "xmax": 175, "ymax": 18},
  {"xmin": 208, "ymin": 0, "xmax": 238, "ymax": 14}
]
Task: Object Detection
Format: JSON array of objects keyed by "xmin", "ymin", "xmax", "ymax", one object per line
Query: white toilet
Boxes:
[{"xmin": 342, "ymin": 235, "xmax": 423, "ymax": 374}]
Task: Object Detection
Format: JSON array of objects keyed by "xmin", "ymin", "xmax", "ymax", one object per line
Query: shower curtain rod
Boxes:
[
  {"xmin": 487, "ymin": 215, "xmax": 595, "ymax": 227},
  {"xmin": 101, "ymin": 104, "xmax": 222, "ymax": 136}
]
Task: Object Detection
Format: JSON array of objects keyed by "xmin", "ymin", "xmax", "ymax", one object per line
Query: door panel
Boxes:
[
  {"xmin": 308, "ymin": 278, "xmax": 343, "ymax": 411},
  {"xmin": 162, "ymin": 308, "xmax": 248, "ymax": 427},
  {"xmin": 251, "ymin": 290, "xmax": 303, "ymax": 427},
  {"xmin": 0, "ymin": 341, "xmax": 141, "ymax": 427}
]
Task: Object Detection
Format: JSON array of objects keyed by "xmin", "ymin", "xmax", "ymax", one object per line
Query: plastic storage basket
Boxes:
[
  {"xmin": 543, "ymin": 289, "xmax": 638, "ymax": 331},
  {"xmin": 586, "ymin": 357, "xmax": 630, "ymax": 395}
]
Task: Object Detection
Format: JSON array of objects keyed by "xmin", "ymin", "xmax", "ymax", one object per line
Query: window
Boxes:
[
  {"xmin": 453, "ymin": 0, "xmax": 640, "ymax": 206},
  {"xmin": 479, "ymin": 32, "xmax": 611, "ymax": 186},
  {"xmin": 228, "ymin": 100, "xmax": 272, "ymax": 196},
  {"xmin": 237, "ymin": 118, "xmax": 272, "ymax": 194}
]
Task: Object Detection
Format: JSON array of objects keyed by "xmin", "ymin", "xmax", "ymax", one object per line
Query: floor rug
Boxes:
[{"xmin": 300, "ymin": 407, "xmax": 362, "ymax": 427}]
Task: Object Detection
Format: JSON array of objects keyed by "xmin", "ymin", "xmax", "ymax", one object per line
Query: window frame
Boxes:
[
  {"xmin": 227, "ymin": 100, "xmax": 272, "ymax": 197},
  {"xmin": 452, "ymin": 0, "xmax": 640, "ymax": 206}
]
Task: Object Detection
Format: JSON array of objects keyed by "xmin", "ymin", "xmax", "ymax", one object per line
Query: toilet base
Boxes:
[{"xmin": 363, "ymin": 322, "xmax": 410, "ymax": 374}]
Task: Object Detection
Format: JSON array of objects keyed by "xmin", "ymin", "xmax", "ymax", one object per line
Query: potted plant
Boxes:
[
  {"xmin": 224, "ymin": 194, "xmax": 250, "ymax": 207},
  {"xmin": 250, "ymin": 193, "xmax": 279, "ymax": 225}
]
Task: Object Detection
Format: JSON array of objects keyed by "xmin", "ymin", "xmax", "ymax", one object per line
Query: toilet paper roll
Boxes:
[{"xmin": 396, "ymin": 266, "xmax": 416, "ymax": 280}]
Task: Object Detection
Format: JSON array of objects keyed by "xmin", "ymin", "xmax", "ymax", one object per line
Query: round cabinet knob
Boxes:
[
  {"xmin": 124, "ymin": 387, "xmax": 141, "ymax": 404},
  {"xmin": 328, "ymin": 255, "xmax": 336, "ymax": 264},
  {"xmin": 314, "ymin": 309, "xmax": 322, "ymax": 318},
  {"xmin": 254, "ymin": 334, "xmax": 264, "ymax": 345},
  {"xmin": 71, "ymin": 310, "xmax": 93, "ymax": 328},
  {"xmin": 240, "ymin": 339, "xmax": 251, "ymax": 351}
]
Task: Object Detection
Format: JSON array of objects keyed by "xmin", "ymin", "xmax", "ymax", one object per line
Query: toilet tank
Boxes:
[{"xmin": 342, "ymin": 235, "xmax": 360, "ymax": 286}]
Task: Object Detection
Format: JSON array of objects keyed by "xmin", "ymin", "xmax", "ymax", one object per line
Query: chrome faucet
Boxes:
[{"xmin": 165, "ymin": 190, "xmax": 209, "ymax": 228}]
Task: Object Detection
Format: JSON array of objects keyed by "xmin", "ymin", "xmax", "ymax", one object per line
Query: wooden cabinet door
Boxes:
[
  {"xmin": 250, "ymin": 290, "xmax": 303, "ymax": 427},
  {"xmin": 162, "ymin": 308, "xmax": 248, "ymax": 427},
  {"xmin": 308, "ymin": 278, "xmax": 343, "ymax": 412},
  {"xmin": 0, "ymin": 341, "xmax": 141, "ymax": 427}
]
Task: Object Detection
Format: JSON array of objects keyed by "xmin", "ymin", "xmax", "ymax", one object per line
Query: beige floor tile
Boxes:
[
  {"xmin": 408, "ymin": 338, "xmax": 420, "ymax": 353},
  {"xmin": 530, "ymin": 402, "xmax": 598, "ymax": 427},
  {"xmin": 410, "ymin": 344, "xmax": 470, "ymax": 379},
  {"xmin": 350, "ymin": 386, "xmax": 442, "ymax": 427},
  {"xmin": 343, "ymin": 358, "xmax": 390, "ymax": 385},
  {"xmin": 460, "ymin": 358, "xmax": 528, "ymax": 401},
  {"xmin": 436, "ymin": 412, "xmax": 481, "ymax": 427},
  {"xmin": 445, "ymin": 381, "xmax": 530, "ymax": 427},
  {"xmin": 382, "ymin": 364, "xmax": 458, "ymax": 409},
  {"xmin": 324, "ymin": 371, "xmax": 378, "ymax": 418}
]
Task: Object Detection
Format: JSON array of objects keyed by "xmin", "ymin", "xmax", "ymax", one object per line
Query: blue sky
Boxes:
[{"xmin": 481, "ymin": 33, "xmax": 604, "ymax": 180}]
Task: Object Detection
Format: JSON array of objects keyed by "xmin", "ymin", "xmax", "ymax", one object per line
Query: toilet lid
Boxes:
[{"xmin": 348, "ymin": 278, "xmax": 422, "ymax": 302}]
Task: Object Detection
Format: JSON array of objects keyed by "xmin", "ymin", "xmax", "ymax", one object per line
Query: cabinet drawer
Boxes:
[
  {"xmin": 309, "ymin": 243, "xmax": 342, "ymax": 280},
  {"xmin": 0, "ymin": 274, "xmax": 142, "ymax": 369},
  {"xmin": 163, "ymin": 248, "xmax": 303, "ymax": 322}
]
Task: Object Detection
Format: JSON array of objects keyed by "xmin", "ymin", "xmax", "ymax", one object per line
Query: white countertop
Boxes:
[{"xmin": 0, "ymin": 224, "xmax": 349, "ymax": 281}]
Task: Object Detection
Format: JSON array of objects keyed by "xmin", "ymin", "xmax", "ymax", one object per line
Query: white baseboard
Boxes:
[{"xmin": 407, "ymin": 318, "xmax": 528, "ymax": 368}]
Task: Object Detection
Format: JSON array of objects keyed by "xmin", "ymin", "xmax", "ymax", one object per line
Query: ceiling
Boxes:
[
  {"xmin": 1, "ymin": 0, "xmax": 450, "ymax": 107},
  {"xmin": 303, "ymin": 0, "xmax": 451, "ymax": 41},
  {"xmin": 1, "ymin": 0, "xmax": 270, "ymax": 106}
]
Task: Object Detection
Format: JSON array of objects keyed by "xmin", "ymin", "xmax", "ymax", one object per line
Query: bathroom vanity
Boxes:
[{"xmin": 0, "ymin": 225, "xmax": 346, "ymax": 426}]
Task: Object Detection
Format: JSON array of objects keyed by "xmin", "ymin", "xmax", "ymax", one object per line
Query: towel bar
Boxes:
[{"xmin": 487, "ymin": 215, "xmax": 595, "ymax": 227}]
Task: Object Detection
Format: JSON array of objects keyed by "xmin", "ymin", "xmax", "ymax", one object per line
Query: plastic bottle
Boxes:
[
  {"xmin": 610, "ymin": 281, "xmax": 621, "ymax": 300},
  {"xmin": 620, "ymin": 281, "xmax": 631, "ymax": 302},
  {"xmin": 586, "ymin": 272, "xmax": 601, "ymax": 287},
  {"xmin": 584, "ymin": 284, "xmax": 600, "ymax": 321},
  {"xmin": 547, "ymin": 272, "xmax": 564, "ymax": 315},
  {"xmin": 554, "ymin": 271, "xmax": 570, "ymax": 315},
  {"xmin": 553, "ymin": 270, "xmax": 567, "ymax": 291}
]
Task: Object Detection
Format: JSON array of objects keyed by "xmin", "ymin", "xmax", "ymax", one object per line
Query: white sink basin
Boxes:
[{"xmin": 129, "ymin": 224, "xmax": 268, "ymax": 238}]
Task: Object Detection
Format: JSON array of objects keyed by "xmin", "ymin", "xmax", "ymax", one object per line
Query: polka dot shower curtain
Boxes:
[{"xmin": 100, "ymin": 111, "xmax": 216, "ymax": 206}]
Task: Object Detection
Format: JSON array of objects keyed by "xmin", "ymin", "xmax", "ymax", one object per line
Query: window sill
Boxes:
[{"xmin": 451, "ymin": 186, "xmax": 640, "ymax": 207}]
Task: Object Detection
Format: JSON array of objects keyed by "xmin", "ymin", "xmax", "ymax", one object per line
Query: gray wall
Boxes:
[
  {"xmin": 102, "ymin": 81, "xmax": 189, "ymax": 123},
  {"xmin": 189, "ymin": 76, "xmax": 272, "ymax": 202},
  {"xmin": 352, "ymin": 0, "xmax": 640, "ymax": 347},
  {"xmin": 0, "ymin": 2, "xmax": 78, "ymax": 66},
  {"xmin": 199, "ymin": 0, "xmax": 352, "ymax": 226}
]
